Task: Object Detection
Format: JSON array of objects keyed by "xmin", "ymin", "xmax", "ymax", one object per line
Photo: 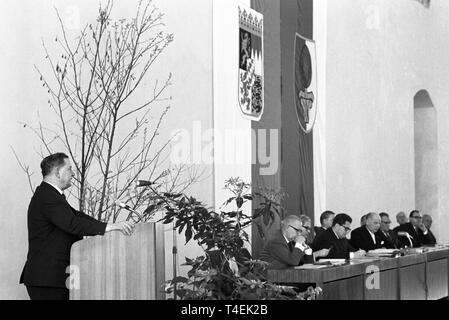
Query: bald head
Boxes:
[
  {"xmin": 396, "ymin": 211, "xmax": 408, "ymax": 225},
  {"xmin": 365, "ymin": 212, "xmax": 381, "ymax": 233}
]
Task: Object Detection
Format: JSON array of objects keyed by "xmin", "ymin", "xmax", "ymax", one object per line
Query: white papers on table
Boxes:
[
  {"xmin": 368, "ymin": 249, "xmax": 397, "ymax": 254},
  {"xmin": 318, "ymin": 259, "xmax": 346, "ymax": 265},
  {"xmin": 367, "ymin": 248, "xmax": 399, "ymax": 257},
  {"xmin": 294, "ymin": 264, "xmax": 328, "ymax": 269}
]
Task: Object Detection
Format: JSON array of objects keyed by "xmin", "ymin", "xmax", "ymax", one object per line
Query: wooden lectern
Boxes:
[{"xmin": 70, "ymin": 223, "xmax": 165, "ymax": 300}]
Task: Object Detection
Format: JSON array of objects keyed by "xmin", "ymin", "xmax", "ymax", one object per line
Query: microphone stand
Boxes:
[{"xmin": 172, "ymin": 219, "xmax": 178, "ymax": 300}]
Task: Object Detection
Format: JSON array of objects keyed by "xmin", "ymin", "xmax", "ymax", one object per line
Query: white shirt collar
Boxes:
[
  {"xmin": 366, "ymin": 227, "xmax": 376, "ymax": 244},
  {"xmin": 44, "ymin": 181, "xmax": 63, "ymax": 195},
  {"xmin": 283, "ymin": 234, "xmax": 290, "ymax": 244}
]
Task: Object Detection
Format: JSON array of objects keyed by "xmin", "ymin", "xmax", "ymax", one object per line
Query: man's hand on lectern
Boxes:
[{"xmin": 106, "ymin": 221, "xmax": 135, "ymax": 236}]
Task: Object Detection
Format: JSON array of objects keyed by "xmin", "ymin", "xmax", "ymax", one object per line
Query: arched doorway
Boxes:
[{"xmin": 414, "ymin": 90, "xmax": 438, "ymax": 219}]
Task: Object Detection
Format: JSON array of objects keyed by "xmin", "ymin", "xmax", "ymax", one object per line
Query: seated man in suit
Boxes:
[
  {"xmin": 259, "ymin": 215, "xmax": 329, "ymax": 269},
  {"xmin": 312, "ymin": 213, "xmax": 365, "ymax": 259},
  {"xmin": 393, "ymin": 211, "xmax": 408, "ymax": 233},
  {"xmin": 396, "ymin": 210, "xmax": 434, "ymax": 247},
  {"xmin": 20, "ymin": 153, "xmax": 135, "ymax": 300},
  {"xmin": 376, "ymin": 212, "xmax": 399, "ymax": 249},
  {"xmin": 314, "ymin": 210, "xmax": 335, "ymax": 239},
  {"xmin": 350, "ymin": 212, "xmax": 383, "ymax": 251},
  {"xmin": 422, "ymin": 214, "xmax": 437, "ymax": 245}
]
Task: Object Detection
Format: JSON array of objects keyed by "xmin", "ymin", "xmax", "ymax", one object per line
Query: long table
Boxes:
[{"xmin": 267, "ymin": 247, "xmax": 449, "ymax": 300}]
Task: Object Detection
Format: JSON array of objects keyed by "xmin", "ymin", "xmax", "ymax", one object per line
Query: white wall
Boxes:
[{"xmin": 321, "ymin": 0, "xmax": 449, "ymax": 242}]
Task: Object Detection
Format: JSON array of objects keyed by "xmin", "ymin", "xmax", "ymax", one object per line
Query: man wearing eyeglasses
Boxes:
[
  {"xmin": 259, "ymin": 215, "xmax": 329, "ymax": 269},
  {"xmin": 312, "ymin": 213, "xmax": 366, "ymax": 259},
  {"xmin": 395, "ymin": 210, "xmax": 434, "ymax": 247},
  {"xmin": 376, "ymin": 212, "xmax": 399, "ymax": 249}
]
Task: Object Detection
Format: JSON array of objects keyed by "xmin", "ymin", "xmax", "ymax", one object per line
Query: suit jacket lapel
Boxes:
[
  {"xmin": 363, "ymin": 227, "xmax": 376, "ymax": 246},
  {"xmin": 41, "ymin": 182, "xmax": 75, "ymax": 216}
]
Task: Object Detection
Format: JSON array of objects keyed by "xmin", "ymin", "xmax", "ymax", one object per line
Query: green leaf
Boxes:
[
  {"xmin": 236, "ymin": 197, "xmax": 244, "ymax": 208},
  {"xmin": 163, "ymin": 217, "xmax": 174, "ymax": 224},
  {"xmin": 253, "ymin": 207, "xmax": 264, "ymax": 219},
  {"xmin": 223, "ymin": 197, "xmax": 235, "ymax": 207},
  {"xmin": 263, "ymin": 204, "xmax": 271, "ymax": 226},
  {"xmin": 228, "ymin": 211, "xmax": 238, "ymax": 218},
  {"xmin": 179, "ymin": 222, "xmax": 185, "ymax": 234},
  {"xmin": 172, "ymin": 276, "xmax": 189, "ymax": 283},
  {"xmin": 144, "ymin": 205, "xmax": 156, "ymax": 215},
  {"xmin": 185, "ymin": 227, "xmax": 193, "ymax": 243}
]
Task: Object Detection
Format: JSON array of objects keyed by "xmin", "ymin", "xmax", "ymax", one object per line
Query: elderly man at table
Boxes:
[
  {"xmin": 259, "ymin": 215, "xmax": 329, "ymax": 269},
  {"xmin": 396, "ymin": 210, "xmax": 434, "ymax": 247},
  {"xmin": 376, "ymin": 212, "xmax": 399, "ymax": 249},
  {"xmin": 312, "ymin": 213, "xmax": 366, "ymax": 260},
  {"xmin": 393, "ymin": 211, "xmax": 408, "ymax": 233},
  {"xmin": 422, "ymin": 214, "xmax": 437, "ymax": 245},
  {"xmin": 314, "ymin": 210, "xmax": 335, "ymax": 239},
  {"xmin": 350, "ymin": 212, "xmax": 383, "ymax": 251}
]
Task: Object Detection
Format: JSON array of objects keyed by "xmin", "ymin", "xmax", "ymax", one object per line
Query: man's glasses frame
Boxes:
[{"xmin": 289, "ymin": 225, "xmax": 305, "ymax": 233}]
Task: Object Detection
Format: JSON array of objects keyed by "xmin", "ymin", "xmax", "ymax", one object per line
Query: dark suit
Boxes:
[
  {"xmin": 376, "ymin": 229, "xmax": 399, "ymax": 249},
  {"xmin": 312, "ymin": 228, "xmax": 355, "ymax": 259},
  {"xmin": 395, "ymin": 222, "xmax": 434, "ymax": 247},
  {"xmin": 259, "ymin": 231, "xmax": 312, "ymax": 269},
  {"xmin": 349, "ymin": 227, "xmax": 383, "ymax": 251},
  {"xmin": 314, "ymin": 226, "xmax": 327, "ymax": 239},
  {"xmin": 20, "ymin": 182, "xmax": 107, "ymax": 299},
  {"xmin": 427, "ymin": 229, "xmax": 437, "ymax": 245}
]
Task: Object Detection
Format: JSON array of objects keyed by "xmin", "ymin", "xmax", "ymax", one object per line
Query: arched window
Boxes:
[{"xmin": 414, "ymin": 90, "xmax": 438, "ymax": 218}]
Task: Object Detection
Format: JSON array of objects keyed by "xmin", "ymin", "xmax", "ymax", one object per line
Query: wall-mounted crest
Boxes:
[
  {"xmin": 238, "ymin": 5, "xmax": 264, "ymax": 121},
  {"xmin": 294, "ymin": 33, "xmax": 317, "ymax": 134}
]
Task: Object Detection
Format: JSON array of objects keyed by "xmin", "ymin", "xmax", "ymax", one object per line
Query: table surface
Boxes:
[{"xmin": 267, "ymin": 246, "xmax": 449, "ymax": 284}]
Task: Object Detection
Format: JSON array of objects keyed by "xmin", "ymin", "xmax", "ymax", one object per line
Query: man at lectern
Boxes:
[{"xmin": 19, "ymin": 153, "xmax": 135, "ymax": 300}]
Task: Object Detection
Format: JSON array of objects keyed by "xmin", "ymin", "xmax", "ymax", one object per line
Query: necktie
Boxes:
[{"xmin": 61, "ymin": 193, "xmax": 66, "ymax": 200}]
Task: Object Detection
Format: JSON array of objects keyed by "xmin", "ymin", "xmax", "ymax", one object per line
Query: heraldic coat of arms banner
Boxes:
[
  {"xmin": 294, "ymin": 33, "xmax": 317, "ymax": 133},
  {"xmin": 238, "ymin": 5, "xmax": 264, "ymax": 121}
]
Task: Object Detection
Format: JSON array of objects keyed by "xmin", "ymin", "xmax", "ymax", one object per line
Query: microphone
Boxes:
[
  {"xmin": 397, "ymin": 231, "xmax": 413, "ymax": 239},
  {"xmin": 116, "ymin": 201, "xmax": 143, "ymax": 221},
  {"xmin": 397, "ymin": 231, "xmax": 413, "ymax": 247},
  {"xmin": 135, "ymin": 180, "xmax": 156, "ymax": 187}
]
